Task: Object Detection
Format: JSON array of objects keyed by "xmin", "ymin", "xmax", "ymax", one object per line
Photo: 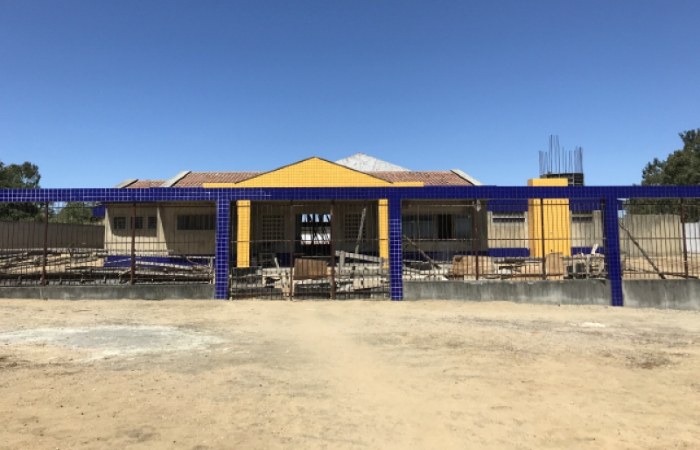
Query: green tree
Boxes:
[
  {"xmin": 52, "ymin": 202, "xmax": 102, "ymax": 225},
  {"xmin": 0, "ymin": 161, "xmax": 42, "ymax": 221},
  {"xmin": 641, "ymin": 129, "xmax": 700, "ymax": 186},
  {"xmin": 627, "ymin": 129, "xmax": 700, "ymax": 220}
]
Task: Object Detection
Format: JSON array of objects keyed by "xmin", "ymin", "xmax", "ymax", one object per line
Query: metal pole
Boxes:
[
  {"xmin": 289, "ymin": 202, "xmax": 294, "ymax": 300},
  {"xmin": 680, "ymin": 199, "xmax": 689, "ymax": 279},
  {"xmin": 540, "ymin": 198, "xmax": 547, "ymax": 280},
  {"xmin": 330, "ymin": 201, "xmax": 336, "ymax": 299},
  {"xmin": 130, "ymin": 203, "xmax": 136, "ymax": 285},
  {"xmin": 41, "ymin": 202, "xmax": 48, "ymax": 286},
  {"xmin": 472, "ymin": 201, "xmax": 479, "ymax": 280}
]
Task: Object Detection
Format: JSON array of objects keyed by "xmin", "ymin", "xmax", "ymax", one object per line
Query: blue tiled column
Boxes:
[
  {"xmin": 215, "ymin": 200, "xmax": 231, "ymax": 300},
  {"xmin": 602, "ymin": 197, "xmax": 623, "ymax": 306},
  {"xmin": 388, "ymin": 196, "xmax": 403, "ymax": 300}
]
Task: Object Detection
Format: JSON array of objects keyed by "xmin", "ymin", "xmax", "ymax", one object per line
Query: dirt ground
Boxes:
[{"xmin": 0, "ymin": 299, "xmax": 699, "ymax": 449}]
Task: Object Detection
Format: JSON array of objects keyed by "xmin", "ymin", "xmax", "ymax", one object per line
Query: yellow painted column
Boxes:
[
  {"xmin": 237, "ymin": 200, "xmax": 251, "ymax": 267},
  {"xmin": 527, "ymin": 178, "xmax": 571, "ymax": 257},
  {"xmin": 378, "ymin": 199, "xmax": 389, "ymax": 267}
]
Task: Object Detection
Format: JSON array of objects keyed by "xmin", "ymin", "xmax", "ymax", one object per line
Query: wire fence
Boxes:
[
  {"xmin": 1, "ymin": 197, "xmax": 698, "ymax": 294},
  {"xmin": 620, "ymin": 199, "xmax": 700, "ymax": 279},
  {"xmin": 401, "ymin": 199, "xmax": 606, "ymax": 282},
  {"xmin": 0, "ymin": 202, "xmax": 215, "ymax": 286},
  {"xmin": 230, "ymin": 201, "xmax": 389, "ymax": 299}
]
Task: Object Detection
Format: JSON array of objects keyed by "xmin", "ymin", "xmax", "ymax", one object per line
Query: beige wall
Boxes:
[
  {"xmin": 104, "ymin": 203, "xmax": 216, "ymax": 256},
  {"xmin": 401, "ymin": 200, "xmax": 489, "ymax": 254},
  {"xmin": 570, "ymin": 211, "xmax": 603, "ymax": 252},
  {"xmin": 487, "ymin": 212, "xmax": 529, "ymax": 249}
]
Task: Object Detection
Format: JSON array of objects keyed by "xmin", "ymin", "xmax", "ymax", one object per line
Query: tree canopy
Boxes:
[
  {"xmin": 627, "ymin": 129, "xmax": 700, "ymax": 221},
  {"xmin": 0, "ymin": 161, "xmax": 42, "ymax": 221},
  {"xmin": 641, "ymin": 129, "xmax": 700, "ymax": 186}
]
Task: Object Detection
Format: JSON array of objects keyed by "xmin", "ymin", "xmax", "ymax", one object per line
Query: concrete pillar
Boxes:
[
  {"xmin": 236, "ymin": 200, "xmax": 251, "ymax": 268},
  {"xmin": 214, "ymin": 200, "xmax": 231, "ymax": 300}
]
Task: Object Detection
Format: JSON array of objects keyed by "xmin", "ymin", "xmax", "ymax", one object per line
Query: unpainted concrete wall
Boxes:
[
  {"xmin": 621, "ymin": 214, "xmax": 682, "ymax": 257},
  {"xmin": 404, "ymin": 279, "xmax": 700, "ymax": 311},
  {"xmin": 0, "ymin": 221, "xmax": 104, "ymax": 250},
  {"xmin": 0, "ymin": 284, "xmax": 215, "ymax": 300},
  {"xmin": 404, "ymin": 280, "xmax": 610, "ymax": 305},
  {"xmin": 623, "ymin": 280, "xmax": 700, "ymax": 310}
]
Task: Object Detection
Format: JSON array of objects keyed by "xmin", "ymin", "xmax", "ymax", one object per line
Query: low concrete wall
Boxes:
[
  {"xmin": 0, "ymin": 284, "xmax": 215, "ymax": 300},
  {"xmin": 623, "ymin": 280, "xmax": 700, "ymax": 311},
  {"xmin": 404, "ymin": 279, "xmax": 700, "ymax": 311},
  {"xmin": 404, "ymin": 280, "xmax": 611, "ymax": 306}
]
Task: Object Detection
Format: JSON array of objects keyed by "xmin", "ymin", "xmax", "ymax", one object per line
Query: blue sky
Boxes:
[{"xmin": 1, "ymin": 1, "xmax": 698, "ymax": 188}]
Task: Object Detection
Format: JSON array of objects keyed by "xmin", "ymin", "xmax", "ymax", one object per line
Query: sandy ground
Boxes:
[{"xmin": 0, "ymin": 299, "xmax": 699, "ymax": 449}]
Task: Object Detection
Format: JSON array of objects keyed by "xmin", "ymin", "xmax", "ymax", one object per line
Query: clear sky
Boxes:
[{"xmin": 1, "ymin": 1, "xmax": 698, "ymax": 188}]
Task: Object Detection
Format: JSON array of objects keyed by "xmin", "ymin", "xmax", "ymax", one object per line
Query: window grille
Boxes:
[
  {"xmin": 572, "ymin": 212, "xmax": 594, "ymax": 223},
  {"xmin": 177, "ymin": 214, "xmax": 216, "ymax": 230},
  {"xmin": 344, "ymin": 213, "xmax": 367, "ymax": 241},
  {"xmin": 113, "ymin": 217, "xmax": 126, "ymax": 230},
  {"xmin": 261, "ymin": 215, "xmax": 285, "ymax": 241},
  {"xmin": 402, "ymin": 215, "xmax": 435, "ymax": 239},
  {"xmin": 492, "ymin": 211, "xmax": 526, "ymax": 223}
]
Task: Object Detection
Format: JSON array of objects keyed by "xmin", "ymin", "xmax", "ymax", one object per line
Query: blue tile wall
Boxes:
[
  {"xmin": 388, "ymin": 196, "xmax": 403, "ymax": 301},
  {"xmin": 215, "ymin": 200, "xmax": 231, "ymax": 300},
  {"xmin": 3, "ymin": 184, "xmax": 700, "ymax": 304},
  {"xmin": 602, "ymin": 197, "xmax": 624, "ymax": 306}
]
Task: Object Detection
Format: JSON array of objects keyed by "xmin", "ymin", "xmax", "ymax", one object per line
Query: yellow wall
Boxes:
[
  {"xmin": 204, "ymin": 157, "xmax": 422, "ymax": 188},
  {"xmin": 237, "ymin": 200, "xmax": 251, "ymax": 267},
  {"xmin": 378, "ymin": 199, "xmax": 389, "ymax": 267},
  {"xmin": 527, "ymin": 178, "xmax": 571, "ymax": 257}
]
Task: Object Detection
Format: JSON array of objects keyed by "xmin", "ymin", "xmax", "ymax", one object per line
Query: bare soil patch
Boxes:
[{"xmin": 0, "ymin": 299, "xmax": 699, "ymax": 449}]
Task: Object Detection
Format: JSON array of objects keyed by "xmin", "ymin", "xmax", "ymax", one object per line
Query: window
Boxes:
[
  {"xmin": 344, "ymin": 213, "xmax": 367, "ymax": 241},
  {"xmin": 572, "ymin": 212, "xmax": 593, "ymax": 223},
  {"xmin": 133, "ymin": 216, "xmax": 143, "ymax": 229},
  {"xmin": 454, "ymin": 215, "xmax": 472, "ymax": 239},
  {"xmin": 113, "ymin": 217, "xmax": 126, "ymax": 230},
  {"xmin": 261, "ymin": 215, "xmax": 285, "ymax": 241},
  {"xmin": 177, "ymin": 214, "xmax": 216, "ymax": 230},
  {"xmin": 148, "ymin": 216, "xmax": 157, "ymax": 229},
  {"xmin": 300, "ymin": 214, "xmax": 330, "ymax": 245},
  {"xmin": 492, "ymin": 211, "xmax": 526, "ymax": 224},
  {"xmin": 436, "ymin": 214, "xmax": 453, "ymax": 239},
  {"xmin": 402, "ymin": 215, "xmax": 434, "ymax": 239}
]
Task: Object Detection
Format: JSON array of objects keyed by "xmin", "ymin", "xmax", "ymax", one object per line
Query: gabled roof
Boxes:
[
  {"xmin": 207, "ymin": 157, "xmax": 421, "ymax": 188},
  {"xmin": 116, "ymin": 154, "xmax": 478, "ymax": 188},
  {"xmin": 174, "ymin": 172, "xmax": 261, "ymax": 187},
  {"xmin": 125, "ymin": 180, "xmax": 166, "ymax": 189},
  {"xmin": 371, "ymin": 171, "xmax": 472, "ymax": 186}
]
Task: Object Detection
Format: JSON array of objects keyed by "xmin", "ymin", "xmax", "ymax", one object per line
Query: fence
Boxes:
[
  {"xmin": 620, "ymin": 199, "xmax": 700, "ymax": 280},
  {"xmin": 0, "ymin": 202, "xmax": 215, "ymax": 286},
  {"xmin": 2, "ymin": 186, "xmax": 700, "ymax": 305},
  {"xmin": 230, "ymin": 201, "xmax": 388, "ymax": 299},
  {"xmin": 400, "ymin": 199, "xmax": 606, "ymax": 282}
]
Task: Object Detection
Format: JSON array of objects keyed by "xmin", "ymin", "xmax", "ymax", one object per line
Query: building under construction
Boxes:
[{"xmin": 1, "ymin": 149, "xmax": 699, "ymax": 307}]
